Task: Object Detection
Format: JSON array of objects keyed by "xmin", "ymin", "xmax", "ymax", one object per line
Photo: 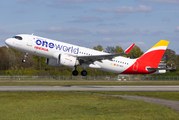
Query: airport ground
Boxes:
[
  {"xmin": 1, "ymin": 79, "xmax": 179, "ymax": 86},
  {"xmin": 1, "ymin": 79, "xmax": 179, "ymax": 119}
]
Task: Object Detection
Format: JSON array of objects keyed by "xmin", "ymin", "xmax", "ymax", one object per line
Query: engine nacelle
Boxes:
[
  {"xmin": 46, "ymin": 58, "xmax": 62, "ymax": 68},
  {"xmin": 47, "ymin": 53, "xmax": 80, "ymax": 68},
  {"xmin": 59, "ymin": 54, "xmax": 79, "ymax": 68}
]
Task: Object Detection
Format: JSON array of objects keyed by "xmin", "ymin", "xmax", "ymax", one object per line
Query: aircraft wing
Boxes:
[
  {"xmin": 77, "ymin": 43, "xmax": 135, "ymax": 62},
  {"xmin": 77, "ymin": 53, "xmax": 127, "ymax": 62}
]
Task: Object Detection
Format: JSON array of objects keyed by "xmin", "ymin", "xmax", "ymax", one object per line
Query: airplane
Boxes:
[{"xmin": 5, "ymin": 34, "xmax": 169, "ymax": 76}]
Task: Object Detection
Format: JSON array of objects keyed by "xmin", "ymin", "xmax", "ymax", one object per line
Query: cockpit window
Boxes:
[{"xmin": 13, "ymin": 36, "xmax": 22, "ymax": 40}]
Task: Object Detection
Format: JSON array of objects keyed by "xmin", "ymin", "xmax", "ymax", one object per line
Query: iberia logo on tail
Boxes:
[{"xmin": 122, "ymin": 40, "xmax": 169, "ymax": 74}]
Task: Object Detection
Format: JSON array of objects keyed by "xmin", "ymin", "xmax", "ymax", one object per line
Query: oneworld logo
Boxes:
[{"xmin": 35, "ymin": 39, "xmax": 79, "ymax": 54}]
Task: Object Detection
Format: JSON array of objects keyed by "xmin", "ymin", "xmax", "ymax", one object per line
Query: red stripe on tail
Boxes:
[{"xmin": 122, "ymin": 49, "xmax": 166, "ymax": 74}]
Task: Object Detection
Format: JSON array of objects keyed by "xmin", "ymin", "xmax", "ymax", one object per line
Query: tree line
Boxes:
[{"xmin": 0, "ymin": 45, "xmax": 177, "ymax": 76}]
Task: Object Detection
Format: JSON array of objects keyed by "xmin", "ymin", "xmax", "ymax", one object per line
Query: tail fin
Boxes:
[{"xmin": 138, "ymin": 40, "xmax": 169, "ymax": 68}]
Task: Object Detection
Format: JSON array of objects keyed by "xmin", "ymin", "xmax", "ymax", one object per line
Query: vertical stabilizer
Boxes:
[
  {"xmin": 138, "ymin": 40, "xmax": 169, "ymax": 68},
  {"xmin": 122, "ymin": 40, "xmax": 169, "ymax": 74}
]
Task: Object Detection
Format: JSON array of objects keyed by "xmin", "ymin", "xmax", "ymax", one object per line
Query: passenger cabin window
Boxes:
[{"xmin": 13, "ymin": 36, "xmax": 22, "ymax": 40}]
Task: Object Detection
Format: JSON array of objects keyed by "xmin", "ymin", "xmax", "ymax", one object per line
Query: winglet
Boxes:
[{"xmin": 124, "ymin": 43, "xmax": 135, "ymax": 53}]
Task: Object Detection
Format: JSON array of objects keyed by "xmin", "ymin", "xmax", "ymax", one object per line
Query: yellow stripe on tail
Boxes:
[{"xmin": 150, "ymin": 40, "xmax": 169, "ymax": 49}]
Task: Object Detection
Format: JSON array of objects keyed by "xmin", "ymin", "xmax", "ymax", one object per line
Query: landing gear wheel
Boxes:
[
  {"xmin": 22, "ymin": 53, "xmax": 28, "ymax": 63},
  {"xmin": 81, "ymin": 70, "xmax": 87, "ymax": 76},
  {"xmin": 22, "ymin": 59, "xmax": 26, "ymax": 63},
  {"xmin": 72, "ymin": 70, "xmax": 78, "ymax": 76}
]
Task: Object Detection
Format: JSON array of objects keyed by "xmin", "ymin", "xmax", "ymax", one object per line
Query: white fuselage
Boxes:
[
  {"xmin": 5, "ymin": 34, "xmax": 136, "ymax": 74},
  {"xmin": 6, "ymin": 34, "xmax": 136, "ymax": 73},
  {"xmin": 5, "ymin": 34, "xmax": 170, "ymax": 75}
]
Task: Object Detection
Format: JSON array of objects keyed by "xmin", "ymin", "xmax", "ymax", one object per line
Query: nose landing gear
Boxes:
[{"xmin": 22, "ymin": 53, "xmax": 28, "ymax": 63}]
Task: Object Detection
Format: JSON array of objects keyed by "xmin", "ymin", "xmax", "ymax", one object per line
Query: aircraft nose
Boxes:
[{"xmin": 5, "ymin": 38, "xmax": 12, "ymax": 46}]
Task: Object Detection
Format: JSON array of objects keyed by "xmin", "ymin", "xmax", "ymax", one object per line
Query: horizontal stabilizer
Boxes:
[
  {"xmin": 147, "ymin": 67, "xmax": 167, "ymax": 74},
  {"xmin": 147, "ymin": 68, "xmax": 167, "ymax": 71}
]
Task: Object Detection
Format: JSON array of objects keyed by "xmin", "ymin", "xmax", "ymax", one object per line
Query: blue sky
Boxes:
[{"xmin": 0, "ymin": 0, "xmax": 179, "ymax": 53}]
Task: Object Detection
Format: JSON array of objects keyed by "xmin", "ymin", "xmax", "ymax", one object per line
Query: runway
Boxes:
[{"xmin": 0, "ymin": 85, "xmax": 179, "ymax": 91}]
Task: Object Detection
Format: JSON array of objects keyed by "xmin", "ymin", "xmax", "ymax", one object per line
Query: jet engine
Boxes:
[
  {"xmin": 46, "ymin": 58, "xmax": 62, "ymax": 68},
  {"xmin": 46, "ymin": 54, "xmax": 80, "ymax": 68},
  {"xmin": 59, "ymin": 54, "xmax": 80, "ymax": 68}
]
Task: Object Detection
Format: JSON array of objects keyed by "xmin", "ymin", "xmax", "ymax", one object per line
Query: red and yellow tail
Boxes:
[
  {"xmin": 138, "ymin": 40, "xmax": 169, "ymax": 68},
  {"xmin": 122, "ymin": 40, "xmax": 169, "ymax": 74}
]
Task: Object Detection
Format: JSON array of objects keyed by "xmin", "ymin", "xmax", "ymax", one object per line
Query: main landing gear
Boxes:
[
  {"xmin": 72, "ymin": 70, "xmax": 78, "ymax": 76},
  {"xmin": 22, "ymin": 53, "xmax": 28, "ymax": 63},
  {"xmin": 72, "ymin": 66, "xmax": 88, "ymax": 76},
  {"xmin": 81, "ymin": 70, "xmax": 87, "ymax": 76}
]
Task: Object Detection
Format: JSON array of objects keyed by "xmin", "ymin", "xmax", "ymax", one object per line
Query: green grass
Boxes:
[
  {"xmin": 1, "ymin": 81, "xmax": 179, "ymax": 86},
  {"xmin": 0, "ymin": 91, "xmax": 179, "ymax": 120},
  {"xmin": 93, "ymin": 91, "xmax": 179, "ymax": 101}
]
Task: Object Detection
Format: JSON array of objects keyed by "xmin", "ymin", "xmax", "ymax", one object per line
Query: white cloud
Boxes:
[
  {"xmin": 135, "ymin": 42, "xmax": 147, "ymax": 51},
  {"xmin": 38, "ymin": 27, "xmax": 91, "ymax": 35},
  {"xmin": 136, "ymin": 42, "xmax": 146, "ymax": 45},
  {"xmin": 94, "ymin": 38, "xmax": 132, "ymax": 48},
  {"xmin": 69, "ymin": 16, "xmax": 106, "ymax": 23},
  {"xmin": 50, "ymin": 0, "xmax": 116, "ymax": 3},
  {"xmin": 136, "ymin": 0, "xmax": 179, "ymax": 4},
  {"xmin": 95, "ymin": 5, "xmax": 153, "ymax": 13},
  {"xmin": 175, "ymin": 26, "xmax": 179, "ymax": 32},
  {"xmin": 102, "ymin": 37, "xmax": 127, "ymax": 41},
  {"xmin": 96, "ymin": 29, "xmax": 147, "ymax": 36},
  {"xmin": 97, "ymin": 23, "xmax": 117, "ymax": 26},
  {"xmin": 18, "ymin": 0, "xmax": 117, "ymax": 6},
  {"xmin": 102, "ymin": 38, "xmax": 112, "ymax": 41},
  {"xmin": 96, "ymin": 29, "xmax": 166, "ymax": 36}
]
